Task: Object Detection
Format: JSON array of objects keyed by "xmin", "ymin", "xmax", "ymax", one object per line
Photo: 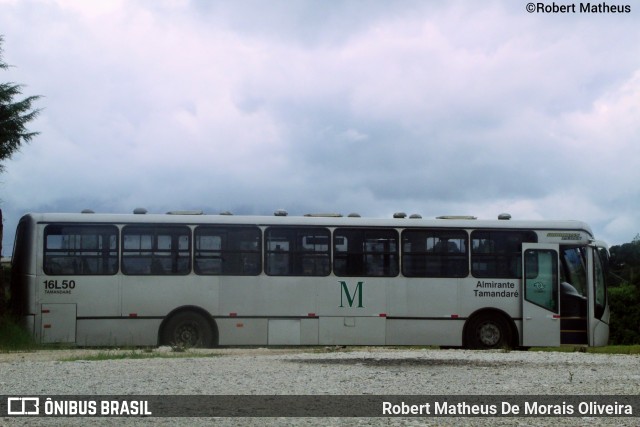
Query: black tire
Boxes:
[
  {"xmin": 465, "ymin": 313, "xmax": 512, "ymax": 350},
  {"xmin": 161, "ymin": 311, "xmax": 213, "ymax": 348}
]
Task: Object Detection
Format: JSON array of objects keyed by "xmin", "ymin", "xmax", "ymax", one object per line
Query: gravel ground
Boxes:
[{"xmin": 0, "ymin": 347, "xmax": 639, "ymax": 426}]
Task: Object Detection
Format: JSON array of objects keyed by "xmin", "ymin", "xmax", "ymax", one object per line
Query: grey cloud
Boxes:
[{"xmin": 1, "ymin": 0, "xmax": 639, "ymax": 253}]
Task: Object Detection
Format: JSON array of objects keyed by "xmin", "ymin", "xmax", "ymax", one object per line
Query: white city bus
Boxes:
[{"xmin": 9, "ymin": 210, "xmax": 609, "ymax": 349}]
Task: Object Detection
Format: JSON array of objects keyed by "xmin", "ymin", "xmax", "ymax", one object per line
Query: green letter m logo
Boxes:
[{"xmin": 339, "ymin": 281, "xmax": 364, "ymax": 308}]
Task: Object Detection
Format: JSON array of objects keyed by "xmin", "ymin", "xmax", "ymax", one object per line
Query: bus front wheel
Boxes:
[
  {"xmin": 465, "ymin": 313, "xmax": 511, "ymax": 350},
  {"xmin": 161, "ymin": 311, "xmax": 214, "ymax": 348}
]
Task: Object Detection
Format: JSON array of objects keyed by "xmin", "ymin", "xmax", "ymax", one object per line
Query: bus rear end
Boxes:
[{"xmin": 9, "ymin": 215, "xmax": 38, "ymax": 337}]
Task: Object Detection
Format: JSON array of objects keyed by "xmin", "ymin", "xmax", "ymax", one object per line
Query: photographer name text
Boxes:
[
  {"xmin": 526, "ymin": 2, "xmax": 631, "ymax": 13},
  {"xmin": 383, "ymin": 400, "xmax": 633, "ymax": 416}
]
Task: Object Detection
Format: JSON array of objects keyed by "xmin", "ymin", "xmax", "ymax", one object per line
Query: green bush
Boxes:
[
  {"xmin": 0, "ymin": 314, "xmax": 36, "ymax": 351},
  {"xmin": 608, "ymin": 283, "xmax": 640, "ymax": 345},
  {"xmin": 0, "ymin": 264, "xmax": 7, "ymax": 316}
]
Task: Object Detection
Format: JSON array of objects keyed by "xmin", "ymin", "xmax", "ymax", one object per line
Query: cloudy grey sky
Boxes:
[{"xmin": 1, "ymin": 0, "xmax": 639, "ymax": 254}]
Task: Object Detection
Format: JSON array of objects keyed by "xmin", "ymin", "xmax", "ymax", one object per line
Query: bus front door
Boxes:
[{"xmin": 521, "ymin": 244, "xmax": 561, "ymax": 347}]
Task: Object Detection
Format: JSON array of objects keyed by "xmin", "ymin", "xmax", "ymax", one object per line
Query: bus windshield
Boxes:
[{"xmin": 561, "ymin": 247, "xmax": 587, "ymax": 298}]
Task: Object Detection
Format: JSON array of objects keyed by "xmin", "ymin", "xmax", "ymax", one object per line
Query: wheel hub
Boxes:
[
  {"xmin": 478, "ymin": 323, "xmax": 501, "ymax": 347},
  {"xmin": 177, "ymin": 324, "xmax": 198, "ymax": 345}
]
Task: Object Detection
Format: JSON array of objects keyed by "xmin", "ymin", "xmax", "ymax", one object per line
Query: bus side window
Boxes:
[
  {"xmin": 402, "ymin": 229, "xmax": 468, "ymax": 278},
  {"xmin": 561, "ymin": 247, "xmax": 587, "ymax": 297},
  {"xmin": 334, "ymin": 228, "xmax": 398, "ymax": 277},
  {"xmin": 194, "ymin": 227, "xmax": 263, "ymax": 276},
  {"xmin": 122, "ymin": 226, "xmax": 191, "ymax": 275},
  {"xmin": 593, "ymin": 247, "xmax": 607, "ymax": 319},
  {"xmin": 44, "ymin": 225, "xmax": 118, "ymax": 275},
  {"xmin": 471, "ymin": 230, "xmax": 537, "ymax": 278},
  {"xmin": 265, "ymin": 227, "xmax": 330, "ymax": 276},
  {"xmin": 524, "ymin": 249, "xmax": 559, "ymax": 312}
]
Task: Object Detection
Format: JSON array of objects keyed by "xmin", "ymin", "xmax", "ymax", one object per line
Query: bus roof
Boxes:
[{"xmin": 22, "ymin": 211, "xmax": 595, "ymax": 236}]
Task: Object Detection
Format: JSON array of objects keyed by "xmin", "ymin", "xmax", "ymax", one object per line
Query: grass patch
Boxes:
[
  {"xmin": 46, "ymin": 345, "xmax": 640, "ymax": 359},
  {"xmin": 577, "ymin": 345, "xmax": 640, "ymax": 355},
  {"xmin": 0, "ymin": 315, "xmax": 37, "ymax": 352},
  {"xmin": 531, "ymin": 345, "xmax": 640, "ymax": 355},
  {"xmin": 60, "ymin": 349, "xmax": 221, "ymax": 362}
]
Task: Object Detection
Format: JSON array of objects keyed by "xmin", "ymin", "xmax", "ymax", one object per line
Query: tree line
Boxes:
[
  {"xmin": 0, "ymin": 35, "xmax": 40, "ymax": 173},
  {"xmin": 1, "ymin": 35, "xmax": 41, "ymax": 310},
  {"xmin": 608, "ymin": 234, "xmax": 640, "ymax": 344}
]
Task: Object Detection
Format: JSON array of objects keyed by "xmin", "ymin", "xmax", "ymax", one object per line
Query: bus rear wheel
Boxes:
[
  {"xmin": 465, "ymin": 313, "xmax": 511, "ymax": 350},
  {"xmin": 161, "ymin": 311, "xmax": 213, "ymax": 348}
]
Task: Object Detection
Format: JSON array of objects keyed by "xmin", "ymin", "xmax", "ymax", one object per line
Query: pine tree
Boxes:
[{"xmin": 0, "ymin": 36, "xmax": 41, "ymax": 172}]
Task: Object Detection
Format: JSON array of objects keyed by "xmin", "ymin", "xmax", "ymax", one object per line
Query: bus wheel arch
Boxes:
[
  {"xmin": 159, "ymin": 307, "xmax": 218, "ymax": 348},
  {"xmin": 463, "ymin": 309, "xmax": 517, "ymax": 350}
]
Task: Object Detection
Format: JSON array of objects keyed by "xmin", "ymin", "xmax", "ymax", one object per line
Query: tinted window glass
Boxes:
[
  {"xmin": 524, "ymin": 248, "xmax": 559, "ymax": 312},
  {"xmin": 593, "ymin": 248, "xmax": 607, "ymax": 319},
  {"xmin": 265, "ymin": 227, "xmax": 330, "ymax": 276},
  {"xmin": 334, "ymin": 228, "xmax": 398, "ymax": 277},
  {"xmin": 122, "ymin": 226, "xmax": 191, "ymax": 275},
  {"xmin": 195, "ymin": 226, "xmax": 261, "ymax": 275},
  {"xmin": 44, "ymin": 225, "xmax": 118, "ymax": 275},
  {"xmin": 402, "ymin": 229, "xmax": 468, "ymax": 277},
  {"xmin": 561, "ymin": 247, "xmax": 587, "ymax": 297},
  {"xmin": 471, "ymin": 230, "xmax": 537, "ymax": 278}
]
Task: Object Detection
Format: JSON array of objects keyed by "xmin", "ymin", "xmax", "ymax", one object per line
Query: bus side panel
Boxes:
[
  {"xmin": 76, "ymin": 319, "xmax": 161, "ymax": 346},
  {"xmin": 216, "ymin": 318, "xmax": 320, "ymax": 345},
  {"xmin": 41, "ymin": 303, "xmax": 76, "ymax": 343},
  {"xmin": 219, "ymin": 276, "xmax": 317, "ymax": 318},
  {"xmin": 386, "ymin": 319, "xmax": 463, "ymax": 346},
  {"xmin": 388, "ymin": 278, "xmax": 459, "ymax": 318},
  {"xmin": 457, "ymin": 278, "xmax": 522, "ymax": 320},
  {"xmin": 35, "ymin": 273, "xmax": 121, "ymax": 346},
  {"xmin": 217, "ymin": 318, "xmax": 268, "ymax": 345},
  {"xmin": 268, "ymin": 319, "xmax": 319, "ymax": 345},
  {"xmin": 215, "ymin": 318, "xmax": 320, "ymax": 346},
  {"xmin": 38, "ymin": 276, "xmax": 121, "ymax": 318},
  {"xmin": 268, "ymin": 319, "xmax": 301, "ymax": 345},
  {"xmin": 592, "ymin": 320, "xmax": 609, "ymax": 347},
  {"xmin": 15, "ymin": 273, "xmax": 38, "ymax": 340},
  {"xmin": 317, "ymin": 277, "xmax": 386, "ymax": 317},
  {"xmin": 121, "ymin": 276, "xmax": 219, "ymax": 317},
  {"xmin": 319, "ymin": 316, "xmax": 385, "ymax": 345},
  {"xmin": 313, "ymin": 277, "xmax": 387, "ymax": 345}
]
